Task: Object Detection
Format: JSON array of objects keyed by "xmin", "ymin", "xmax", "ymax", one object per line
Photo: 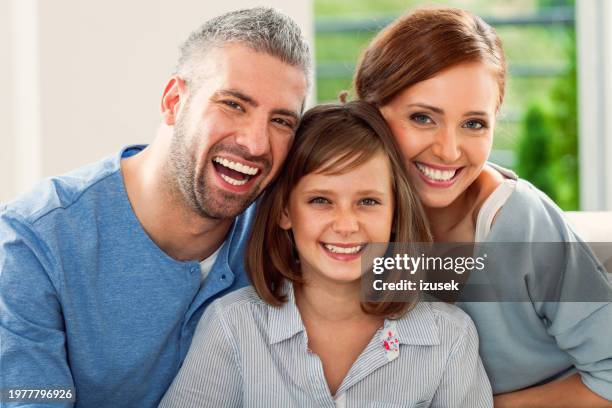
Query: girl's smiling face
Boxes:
[
  {"xmin": 279, "ymin": 150, "xmax": 394, "ymax": 284},
  {"xmin": 380, "ymin": 62, "xmax": 499, "ymax": 210}
]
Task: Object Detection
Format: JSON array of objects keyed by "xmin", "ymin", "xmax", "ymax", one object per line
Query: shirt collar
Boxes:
[
  {"xmin": 391, "ymin": 301, "xmax": 440, "ymax": 346},
  {"xmin": 267, "ymin": 281, "xmax": 440, "ymax": 346},
  {"xmin": 267, "ymin": 281, "xmax": 305, "ymax": 344},
  {"xmin": 222, "ymin": 203, "xmax": 257, "ymax": 279}
]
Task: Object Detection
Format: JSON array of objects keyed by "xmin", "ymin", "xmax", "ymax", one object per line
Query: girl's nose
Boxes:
[{"xmin": 331, "ymin": 209, "xmax": 359, "ymax": 235}]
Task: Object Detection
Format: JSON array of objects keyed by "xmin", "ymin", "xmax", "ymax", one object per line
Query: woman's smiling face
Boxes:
[{"xmin": 380, "ymin": 62, "xmax": 499, "ymax": 209}]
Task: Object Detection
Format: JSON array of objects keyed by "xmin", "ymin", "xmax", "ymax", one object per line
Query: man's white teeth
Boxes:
[
  {"xmin": 220, "ymin": 174, "xmax": 248, "ymax": 186},
  {"xmin": 324, "ymin": 244, "xmax": 363, "ymax": 254},
  {"xmin": 416, "ymin": 163, "xmax": 457, "ymax": 181},
  {"xmin": 213, "ymin": 157, "xmax": 258, "ymax": 175}
]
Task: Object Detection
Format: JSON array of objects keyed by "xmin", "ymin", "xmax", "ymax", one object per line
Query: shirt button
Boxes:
[
  {"xmin": 190, "ymin": 267, "xmax": 198, "ymax": 274},
  {"xmin": 220, "ymin": 274, "xmax": 226, "ymax": 281}
]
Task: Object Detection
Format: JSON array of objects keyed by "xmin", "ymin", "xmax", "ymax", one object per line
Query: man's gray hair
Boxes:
[{"xmin": 176, "ymin": 7, "xmax": 311, "ymax": 89}]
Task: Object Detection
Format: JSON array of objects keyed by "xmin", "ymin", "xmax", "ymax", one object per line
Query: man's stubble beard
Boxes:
[{"xmin": 165, "ymin": 112, "xmax": 266, "ymax": 220}]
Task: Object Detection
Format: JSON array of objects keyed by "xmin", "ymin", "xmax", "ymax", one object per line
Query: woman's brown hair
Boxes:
[
  {"xmin": 354, "ymin": 7, "xmax": 506, "ymax": 109},
  {"xmin": 246, "ymin": 101, "xmax": 432, "ymax": 318}
]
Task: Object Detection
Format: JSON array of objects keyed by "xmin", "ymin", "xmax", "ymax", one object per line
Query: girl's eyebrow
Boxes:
[
  {"xmin": 355, "ymin": 189, "xmax": 387, "ymax": 196},
  {"xmin": 301, "ymin": 189, "xmax": 335, "ymax": 195},
  {"xmin": 301, "ymin": 188, "xmax": 387, "ymax": 196}
]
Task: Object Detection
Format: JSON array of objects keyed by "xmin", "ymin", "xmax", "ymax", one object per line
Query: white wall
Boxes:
[
  {"xmin": 0, "ymin": 0, "xmax": 15, "ymax": 203},
  {"xmin": 1, "ymin": 0, "xmax": 314, "ymax": 203}
]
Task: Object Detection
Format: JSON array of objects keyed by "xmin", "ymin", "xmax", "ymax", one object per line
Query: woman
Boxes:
[
  {"xmin": 354, "ymin": 6, "xmax": 612, "ymax": 407},
  {"xmin": 159, "ymin": 102, "xmax": 493, "ymax": 407}
]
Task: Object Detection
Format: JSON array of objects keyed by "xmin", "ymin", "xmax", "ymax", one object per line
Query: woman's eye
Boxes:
[
  {"xmin": 360, "ymin": 198, "xmax": 380, "ymax": 206},
  {"xmin": 309, "ymin": 197, "xmax": 330, "ymax": 205},
  {"xmin": 463, "ymin": 119, "xmax": 487, "ymax": 130},
  {"xmin": 410, "ymin": 113, "xmax": 433, "ymax": 125}
]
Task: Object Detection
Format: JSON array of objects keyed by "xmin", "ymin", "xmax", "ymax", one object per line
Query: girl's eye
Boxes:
[
  {"xmin": 309, "ymin": 197, "xmax": 330, "ymax": 205},
  {"xmin": 463, "ymin": 119, "xmax": 487, "ymax": 130},
  {"xmin": 360, "ymin": 198, "xmax": 380, "ymax": 206},
  {"xmin": 410, "ymin": 113, "xmax": 434, "ymax": 125}
]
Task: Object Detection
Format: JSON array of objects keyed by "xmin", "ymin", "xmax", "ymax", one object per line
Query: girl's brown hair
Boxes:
[
  {"xmin": 246, "ymin": 101, "xmax": 432, "ymax": 318},
  {"xmin": 354, "ymin": 7, "xmax": 506, "ymax": 109}
]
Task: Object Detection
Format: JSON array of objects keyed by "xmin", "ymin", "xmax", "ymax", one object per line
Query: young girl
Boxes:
[
  {"xmin": 354, "ymin": 6, "xmax": 612, "ymax": 407},
  {"xmin": 159, "ymin": 101, "xmax": 493, "ymax": 407}
]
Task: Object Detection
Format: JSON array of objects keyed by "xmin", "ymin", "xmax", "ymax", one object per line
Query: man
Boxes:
[{"xmin": 0, "ymin": 7, "xmax": 309, "ymax": 407}]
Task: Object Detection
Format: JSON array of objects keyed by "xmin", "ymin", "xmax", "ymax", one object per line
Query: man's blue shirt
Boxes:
[{"xmin": 0, "ymin": 146, "xmax": 253, "ymax": 407}]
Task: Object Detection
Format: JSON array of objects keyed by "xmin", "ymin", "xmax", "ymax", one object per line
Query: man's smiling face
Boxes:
[{"xmin": 167, "ymin": 43, "xmax": 308, "ymax": 219}]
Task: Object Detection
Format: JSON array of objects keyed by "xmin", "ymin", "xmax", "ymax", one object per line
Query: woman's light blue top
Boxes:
[{"xmin": 458, "ymin": 171, "xmax": 612, "ymax": 399}]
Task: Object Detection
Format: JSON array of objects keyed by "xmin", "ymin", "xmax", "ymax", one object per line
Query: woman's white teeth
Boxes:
[
  {"xmin": 220, "ymin": 174, "xmax": 249, "ymax": 186},
  {"xmin": 324, "ymin": 244, "xmax": 363, "ymax": 254},
  {"xmin": 416, "ymin": 163, "xmax": 457, "ymax": 181},
  {"xmin": 213, "ymin": 157, "xmax": 259, "ymax": 175}
]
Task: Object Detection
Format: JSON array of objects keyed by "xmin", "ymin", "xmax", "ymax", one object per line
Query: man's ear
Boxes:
[
  {"xmin": 161, "ymin": 76, "xmax": 187, "ymax": 126},
  {"xmin": 279, "ymin": 207, "xmax": 292, "ymax": 230}
]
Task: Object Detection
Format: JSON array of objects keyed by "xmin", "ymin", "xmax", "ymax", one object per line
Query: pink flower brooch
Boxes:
[{"xmin": 380, "ymin": 321, "xmax": 400, "ymax": 361}]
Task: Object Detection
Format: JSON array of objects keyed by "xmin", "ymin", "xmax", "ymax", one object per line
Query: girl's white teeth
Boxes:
[
  {"xmin": 324, "ymin": 244, "xmax": 363, "ymax": 254},
  {"xmin": 220, "ymin": 174, "xmax": 248, "ymax": 186},
  {"xmin": 416, "ymin": 163, "xmax": 457, "ymax": 181},
  {"xmin": 213, "ymin": 157, "xmax": 259, "ymax": 175}
]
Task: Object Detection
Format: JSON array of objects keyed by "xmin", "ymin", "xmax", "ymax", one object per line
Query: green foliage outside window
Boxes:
[{"xmin": 516, "ymin": 17, "xmax": 577, "ymax": 209}]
